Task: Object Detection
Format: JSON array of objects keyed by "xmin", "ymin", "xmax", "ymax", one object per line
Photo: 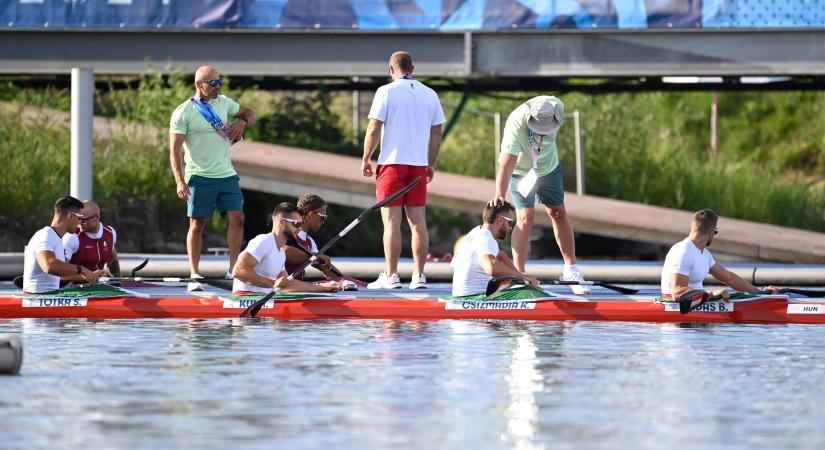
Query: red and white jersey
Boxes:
[
  {"xmin": 285, "ymin": 230, "xmax": 318, "ymax": 280},
  {"xmin": 63, "ymin": 225, "xmax": 117, "ymax": 271}
]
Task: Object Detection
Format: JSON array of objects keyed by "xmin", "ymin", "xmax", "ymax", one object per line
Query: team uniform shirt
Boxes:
[
  {"xmin": 23, "ymin": 227, "xmax": 66, "ymax": 293},
  {"xmin": 232, "ymin": 233, "xmax": 287, "ymax": 294},
  {"xmin": 500, "ymin": 96, "xmax": 564, "ymax": 177},
  {"xmin": 368, "ymin": 78, "xmax": 446, "ymax": 166},
  {"xmin": 169, "ymin": 94, "xmax": 241, "ymax": 183},
  {"xmin": 63, "ymin": 225, "xmax": 117, "ymax": 271},
  {"xmin": 660, "ymin": 238, "xmax": 716, "ymax": 295},
  {"xmin": 285, "ymin": 230, "xmax": 319, "ymax": 280},
  {"xmin": 450, "ymin": 226, "xmax": 501, "ymax": 296}
]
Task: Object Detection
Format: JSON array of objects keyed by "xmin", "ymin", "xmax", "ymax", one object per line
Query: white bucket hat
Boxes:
[{"xmin": 526, "ymin": 97, "xmax": 561, "ymax": 135}]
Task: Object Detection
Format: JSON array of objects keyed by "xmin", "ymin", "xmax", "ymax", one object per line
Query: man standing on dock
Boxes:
[
  {"xmin": 361, "ymin": 51, "xmax": 446, "ymax": 289},
  {"xmin": 490, "ymin": 96, "xmax": 589, "ymax": 294},
  {"xmin": 22, "ymin": 196, "xmax": 101, "ymax": 293},
  {"xmin": 661, "ymin": 208, "xmax": 779, "ymax": 301},
  {"xmin": 169, "ymin": 66, "xmax": 256, "ymax": 290}
]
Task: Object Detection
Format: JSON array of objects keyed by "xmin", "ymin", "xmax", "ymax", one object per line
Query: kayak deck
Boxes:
[{"xmin": 1, "ymin": 283, "xmax": 824, "ymax": 324}]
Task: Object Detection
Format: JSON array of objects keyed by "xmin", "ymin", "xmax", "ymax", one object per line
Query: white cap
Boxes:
[{"xmin": 526, "ymin": 97, "xmax": 562, "ymax": 135}]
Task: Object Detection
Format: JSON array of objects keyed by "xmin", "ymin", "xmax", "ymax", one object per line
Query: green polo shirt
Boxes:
[
  {"xmin": 169, "ymin": 95, "xmax": 240, "ymax": 183},
  {"xmin": 499, "ymin": 96, "xmax": 564, "ymax": 177}
]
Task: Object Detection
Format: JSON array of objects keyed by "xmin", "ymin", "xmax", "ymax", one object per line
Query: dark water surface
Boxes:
[{"xmin": 1, "ymin": 319, "xmax": 823, "ymax": 450}]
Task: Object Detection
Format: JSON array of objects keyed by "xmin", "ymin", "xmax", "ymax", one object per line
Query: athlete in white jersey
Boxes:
[
  {"xmin": 22, "ymin": 196, "xmax": 101, "ymax": 293},
  {"xmin": 661, "ymin": 208, "xmax": 778, "ymax": 300},
  {"xmin": 451, "ymin": 200, "xmax": 539, "ymax": 296},
  {"xmin": 232, "ymin": 202, "xmax": 341, "ymax": 294}
]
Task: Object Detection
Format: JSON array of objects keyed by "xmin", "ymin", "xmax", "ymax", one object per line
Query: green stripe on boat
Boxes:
[
  {"xmin": 440, "ymin": 284, "xmax": 557, "ymax": 302},
  {"xmin": 15, "ymin": 284, "xmax": 148, "ymax": 299},
  {"xmin": 219, "ymin": 292, "xmax": 340, "ymax": 301}
]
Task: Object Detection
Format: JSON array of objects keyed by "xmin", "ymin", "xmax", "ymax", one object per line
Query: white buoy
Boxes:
[{"xmin": 0, "ymin": 334, "xmax": 23, "ymax": 375}]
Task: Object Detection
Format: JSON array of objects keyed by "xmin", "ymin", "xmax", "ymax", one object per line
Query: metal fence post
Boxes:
[
  {"xmin": 71, "ymin": 67, "xmax": 93, "ymax": 200},
  {"xmin": 573, "ymin": 110, "xmax": 585, "ymax": 195},
  {"xmin": 494, "ymin": 112, "xmax": 501, "ymax": 176}
]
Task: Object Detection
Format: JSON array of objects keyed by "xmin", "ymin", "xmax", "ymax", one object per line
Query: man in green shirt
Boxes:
[
  {"xmin": 169, "ymin": 66, "xmax": 256, "ymax": 288},
  {"xmin": 490, "ymin": 95, "xmax": 589, "ymax": 294}
]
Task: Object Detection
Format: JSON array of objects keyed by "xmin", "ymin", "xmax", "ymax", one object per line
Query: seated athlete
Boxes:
[
  {"xmin": 62, "ymin": 200, "xmax": 120, "ymax": 282},
  {"xmin": 451, "ymin": 200, "xmax": 539, "ymax": 296},
  {"xmin": 284, "ymin": 194, "xmax": 338, "ymax": 280},
  {"xmin": 232, "ymin": 202, "xmax": 341, "ymax": 294},
  {"xmin": 661, "ymin": 208, "xmax": 778, "ymax": 303},
  {"xmin": 22, "ymin": 196, "xmax": 101, "ymax": 293}
]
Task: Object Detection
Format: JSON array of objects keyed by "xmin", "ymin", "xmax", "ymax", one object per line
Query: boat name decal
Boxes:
[
  {"xmin": 220, "ymin": 298, "xmax": 274, "ymax": 309},
  {"xmin": 22, "ymin": 298, "xmax": 88, "ymax": 307},
  {"xmin": 787, "ymin": 304, "xmax": 825, "ymax": 314},
  {"xmin": 663, "ymin": 301, "xmax": 734, "ymax": 313},
  {"xmin": 446, "ymin": 300, "xmax": 536, "ymax": 310}
]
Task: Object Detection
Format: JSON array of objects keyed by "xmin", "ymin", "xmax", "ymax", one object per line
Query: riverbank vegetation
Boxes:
[{"xmin": 1, "ymin": 74, "xmax": 822, "ymax": 254}]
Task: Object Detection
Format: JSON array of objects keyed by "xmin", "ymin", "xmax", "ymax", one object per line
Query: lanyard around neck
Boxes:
[{"xmin": 526, "ymin": 128, "xmax": 543, "ymax": 169}]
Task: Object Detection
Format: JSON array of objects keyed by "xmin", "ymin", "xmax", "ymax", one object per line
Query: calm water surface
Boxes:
[{"xmin": 1, "ymin": 319, "xmax": 823, "ymax": 450}]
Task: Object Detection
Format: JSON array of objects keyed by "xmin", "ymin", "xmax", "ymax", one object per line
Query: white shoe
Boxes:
[
  {"xmin": 560, "ymin": 269, "xmax": 591, "ymax": 295},
  {"xmin": 224, "ymin": 271, "xmax": 234, "ymax": 280},
  {"xmin": 187, "ymin": 273, "xmax": 205, "ymax": 292},
  {"xmin": 409, "ymin": 274, "xmax": 427, "ymax": 290},
  {"xmin": 340, "ymin": 279, "xmax": 358, "ymax": 291},
  {"xmin": 367, "ymin": 272, "xmax": 402, "ymax": 289}
]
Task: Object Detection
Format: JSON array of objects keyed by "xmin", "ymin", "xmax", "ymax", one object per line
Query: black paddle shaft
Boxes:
[{"xmin": 239, "ymin": 176, "xmax": 422, "ymax": 318}]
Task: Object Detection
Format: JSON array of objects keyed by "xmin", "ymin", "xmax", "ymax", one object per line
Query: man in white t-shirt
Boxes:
[
  {"xmin": 661, "ymin": 208, "xmax": 778, "ymax": 301},
  {"xmin": 451, "ymin": 200, "xmax": 539, "ymax": 296},
  {"xmin": 22, "ymin": 196, "xmax": 101, "ymax": 293},
  {"xmin": 361, "ymin": 51, "xmax": 446, "ymax": 290},
  {"xmin": 232, "ymin": 202, "xmax": 340, "ymax": 294}
]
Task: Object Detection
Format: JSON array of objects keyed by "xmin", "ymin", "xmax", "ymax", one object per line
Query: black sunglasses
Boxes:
[
  {"xmin": 200, "ymin": 79, "xmax": 223, "ymax": 87},
  {"xmin": 281, "ymin": 218, "xmax": 302, "ymax": 227}
]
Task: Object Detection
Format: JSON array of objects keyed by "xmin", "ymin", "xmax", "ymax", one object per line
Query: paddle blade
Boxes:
[
  {"xmin": 131, "ymin": 258, "xmax": 149, "ymax": 277},
  {"xmin": 12, "ymin": 276, "xmax": 23, "ymax": 289},
  {"xmin": 485, "ymin": 276, "xmax": 525, "ymax": 296},
  {"xmin": 678, "ymin": 290, "xmax": 709, "ymax": 314},
  {"xmin": 778, "ymin": 288, "xmax": 825, "ymax": 298},
  {"xmin": 371, "ymin": 176, "xmax": 421, "ymax": 211},
  {"xmin": 595, "ymin": 282, "xmax": 639, "ymax": 295},
  {"xmin": 239, "ymin": 291, "xmax": 276, "ymax": 318}
]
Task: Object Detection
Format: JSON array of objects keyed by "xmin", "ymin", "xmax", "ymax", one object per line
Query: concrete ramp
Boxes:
[{"xmin": 231, "ymin": 140, "xmax": 825, "ymax": 264}]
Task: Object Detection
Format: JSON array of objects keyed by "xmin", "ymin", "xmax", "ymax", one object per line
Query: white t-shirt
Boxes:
[
  {"xmin": 450, "ymin": 226, "xmax": 501, "ymax": 296},
  {"xmin": 63, "ymin": 225, "xmax": 118, "ymax": 260},
  {"xmin": 232, "ymin": 233, "xmax": 286, "ymax": 294},
  {"xmin": 368, "ymin": 78, "xmax": 446, "ymax": 166},
  {"xmin": 660, "ymin": 238, "xmax": 716, "ymax": 295},
  {"xmin": 23, "ymin": 227, "xmax": 66, "ymax": 293}
]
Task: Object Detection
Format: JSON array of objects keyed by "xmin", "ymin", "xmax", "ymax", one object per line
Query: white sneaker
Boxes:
[
  {"xmin": 367, "ymin": 272, "xmax": 402, "ymax": 289},
  {"xmin": 224, "ymin": 271, "xmax": 234, "ymax": 280},
  {"xmin": 560, "ymin": 269, "xmax": 591, "ymax": 295},
  {"xmin": 187, "ymin": 273, "xmax": 205, "ymax": 292},
  {"xmin": 409, "ymin": 274, "xmax": 427, "ymax": 290}
]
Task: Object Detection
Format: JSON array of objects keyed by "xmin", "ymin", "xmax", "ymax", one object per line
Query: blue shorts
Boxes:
[
  {"xmin": 509, "ymin": 164, "xmax": 565, "ymax": 210},
  {"xmin": 187, "ymin": 175, "xmax": 244, "ymax": 218}
]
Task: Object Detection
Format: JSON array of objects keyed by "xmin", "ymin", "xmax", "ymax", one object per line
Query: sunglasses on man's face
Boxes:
[
  {"xmin": 281, "ymin": 218, "xmax": 302, "ymax": 227},
  {"xmin": 68, "ymin": 211, "xmax": 84, "ymax": 220},
  {"xmin": 500, "ymin": 215, "xmax": 515, "ymax": 226},
  {"xmin": 200, "ymin": 79, "xmax": 223, "ymax": 87},
  {"xmin": 80, "ymin": 214, "xmax": 99, "ymax": 223},
  {"xmin": 713, "ymin": 227, "xmax": 719, "ymax": 235},
  {"xmin": 314, "ymin": 211, "xmax": 328, "ymax": 221}
]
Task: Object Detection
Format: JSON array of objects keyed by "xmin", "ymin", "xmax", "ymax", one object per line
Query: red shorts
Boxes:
[{"xmin": 375, "ymin": 164, "xmax": 427, "ymax": 207}]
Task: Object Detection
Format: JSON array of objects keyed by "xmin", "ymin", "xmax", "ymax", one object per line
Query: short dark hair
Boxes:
[
  {"xmin": 390, "ymin": 51, "xmax": 413, "ymax": 73},
  {"xmin": 483, "ymin": 201, "xmax": 515, "ymax": 224},
  {"xmin": 271, "ymin": 202, "xmax": 299, "ymax": 218},
  {"xmin": 297, "ymin": 194, "xmax": 326, "ymax": 217},
  {"xmin": 692, "ymin": 208, "xmax": 718, "ymax": 234},
  {"xmin": 54, "ymin": 196, "xmax": 83, "ymax": 214}
]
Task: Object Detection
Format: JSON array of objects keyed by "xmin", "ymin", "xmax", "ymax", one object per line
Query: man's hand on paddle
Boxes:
[
  {"xmin": 361, "ymin": 158, "xmax": 374, "ymax": 178},
  {"xmin": 522, "ymin": 275, "xmax": 540, "ymax": 288},
  {"xmin": 80, "ymin": 267, "xmax": 102, "ymax": 285},
  {"xmin": 709, "ymin": 288, "xmax": 731, "ymax": 301}
]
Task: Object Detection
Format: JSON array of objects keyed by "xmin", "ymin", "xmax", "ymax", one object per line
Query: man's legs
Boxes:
[
  {"xmin": 544, "ymin": 203, "xmax": 577, "ymax": 266},
  {"xmin": 404, "ymin": 205, "xmax": 428, "ymax": 277},
  {"xmin": 226, "ymin": 210, "xmax": 245, "ymax": 272},
  {"xmin": 187, "ymin": 217, "xmax": 206, "ymax": 275},
  {"xmin": 511, "ymin": 207, "xmax": 534, "ymax": 272},
  {"xmin": 381, "ymin": 206, "xmax": 403, "ymax": 276}
]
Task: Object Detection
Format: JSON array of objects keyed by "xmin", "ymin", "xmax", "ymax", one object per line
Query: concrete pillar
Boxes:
[
  {"xmin": 573, "ymin": 110, "xmax": 585, "ymax": 195},
  {"xmin": 71, "ymin": 67, "xmax": 93, "ymax": 200}
]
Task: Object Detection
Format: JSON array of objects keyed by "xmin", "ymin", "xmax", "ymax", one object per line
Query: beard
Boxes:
[{"xmin": 496, "ymin": 228, "xmax": 508, "ymax": 240}]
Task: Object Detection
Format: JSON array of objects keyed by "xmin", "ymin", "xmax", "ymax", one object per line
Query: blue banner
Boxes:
[{"xmin": 0, "ymin": 0, "xmax": 822, "ymax": 29}]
